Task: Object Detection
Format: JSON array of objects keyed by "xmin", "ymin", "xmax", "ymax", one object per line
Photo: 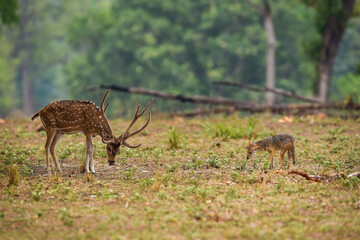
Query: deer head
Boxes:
[{"xmin": 106, "ymin": 98, "xmax": 153, "ymax": 165}]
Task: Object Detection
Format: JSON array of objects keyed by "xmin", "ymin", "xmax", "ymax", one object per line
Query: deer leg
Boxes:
[
  {"xmin": 50, "ymin": 132, "xmax": 63, "ymax": 173},
  {"xmin": 45, "ymin": 130, "xmax": 56, "ymax": 175},
  {"xmin": 88, "ymin": 136, "xmax": 96, "ymax": 174},
  {"xmin": 85, "ymin": 135, "xmax": 93, "ymax": 173}
]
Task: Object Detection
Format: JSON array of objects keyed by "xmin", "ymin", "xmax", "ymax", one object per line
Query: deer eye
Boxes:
[{"xmin": 107, "ymin": 146, "xmax": 112, "ymax": 151}]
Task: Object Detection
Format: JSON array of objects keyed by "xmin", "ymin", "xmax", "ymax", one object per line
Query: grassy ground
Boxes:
[{"xmin": 0, "ymin": 114, "xmax": 359, "ymax": 239}]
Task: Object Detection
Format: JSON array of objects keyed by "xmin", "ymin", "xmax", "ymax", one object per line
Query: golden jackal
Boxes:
[{"xmin": 247, "ymin": 134, "xmax": 295, "ymax": 169}]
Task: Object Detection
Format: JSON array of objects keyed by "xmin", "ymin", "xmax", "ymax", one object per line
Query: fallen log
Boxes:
[
  {"xmin": 87, "ymin": 84, "xmax": 360, "ymax": 113},
  {"xmin": 87, "ymin": 84, "xmax": 253, "ymax": 107},
  {"xmin": 170, "ymin": 107, "xmax": 236, "ymax": 117},
  {"xmin": 213, "ymin": 80, "xmax": 322, "ymax": 103}
]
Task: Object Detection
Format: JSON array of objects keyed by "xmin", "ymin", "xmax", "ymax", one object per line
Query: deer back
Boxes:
[{"xmin": 39, "ymin": 100, "xmax": 113, "ymax": 138}]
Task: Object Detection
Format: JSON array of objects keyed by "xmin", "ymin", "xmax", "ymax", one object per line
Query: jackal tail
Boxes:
[{"xmin": 291, "ymin": 142, "xmax": 296, "ymax": 163}]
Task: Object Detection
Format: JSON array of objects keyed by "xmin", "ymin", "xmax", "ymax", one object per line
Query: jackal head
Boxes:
[{"xmin": 246, "ymin": 141, "xmax": 261, "ymax": 160}]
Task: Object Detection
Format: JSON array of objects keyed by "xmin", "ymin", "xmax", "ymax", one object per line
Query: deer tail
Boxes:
[{"xmin": 31, "ymin": 112, "xmax": 40, "ymax": 121}]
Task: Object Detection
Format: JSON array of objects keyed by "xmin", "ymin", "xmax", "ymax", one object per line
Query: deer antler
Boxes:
[
  {"xmin": 100, "ymin": 90, "xmax": 111, "ymax": 115},
  {"xmin": 119, "ymin": 98, "xmax": 153, "ymax": 148},
  {"xmin": 100, "ymin": 89, "xmax": 114, "ymax": 140}
]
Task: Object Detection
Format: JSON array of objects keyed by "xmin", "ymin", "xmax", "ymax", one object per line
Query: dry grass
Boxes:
[
  {"xmin": 7, "ymin": 165, "xmax": 19, "ymax": 186},
  {"xmin": 0, "ymin": 114, "xmax": 359, "ymax": 239}
]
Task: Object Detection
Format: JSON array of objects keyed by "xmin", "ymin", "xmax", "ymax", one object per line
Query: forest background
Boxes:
[{"xmin": 1, "ymin": 0, "xmax": 360, "ymax": 118}]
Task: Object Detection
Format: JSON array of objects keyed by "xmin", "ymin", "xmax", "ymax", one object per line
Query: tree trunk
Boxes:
[
  {"xmin": 22, "ymin": 43, "xmax": 33, "ymax": 116},
  {"xmin": 264, "ymin": 0, "xmax": 276, "ymax": 106},
  {"xmin": 19, "ymin": 0, "xmax": 34, "ymax": 116},
  {"xmin": 316, "ymin": 0, "xmax": 355, "ymax": 103}
]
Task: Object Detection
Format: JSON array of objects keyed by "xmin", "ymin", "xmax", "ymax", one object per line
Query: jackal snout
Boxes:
[{"xmin": 246, "ymin": 141, "xmax": 260, "ymax": 160}]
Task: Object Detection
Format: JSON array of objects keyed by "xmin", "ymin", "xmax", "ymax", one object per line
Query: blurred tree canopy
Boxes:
[
  {"xmin": 0, "ymin": 0, "xmax": 359, "ymax": 117},
  {"xmin": 0, "ymin": 0, "xmax": 18, "ymax": 25},
  {"xmin": 65, "ymin": 0, "xmax": 318, "ymax": 116}
]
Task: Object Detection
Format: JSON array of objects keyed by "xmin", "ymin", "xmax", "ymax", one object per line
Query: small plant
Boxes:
[
  {"xmin": 123, "ymin": 166, "xmax": 137, "ymax": 180},
  {"xmin": 168, "ymin": 127, "xmax": 181, "ymax": 149},
  {"xmin": 30, "ymin": 182, "xmax": 45, "ymax": 201},
  {"xmin": 85, "ymin": 172, "xmax": 93, "ymax": 182},
  {"xmin": 8, "ymin": 164, "xmax": 19, "ymax": 186},
  {"xmin": 51, "ymin": 171, "xmax": 62, "ymax": 183},
  {"xmin": 205, "ymin": 154, "xmax": 220, "ymax": 168},
  {"xmin": 235, "ymin": 160, "xmax": 247, "ymax": 171},
  {"xmin": 167, "ymin": 162, "xmax": 180, "ymax": 173},
  {"xmin": 139, "ymin": 178, "xmax": 155, "ymax": 192},
  {"xmin": 225, "ymin": 188, "xmax": 237, "ymax": 201},
  {"xmin": 340, "ymin": 177, "xmax": 360, "ymax": 189},
  {"xmin": 59, "ymin": 208, "xmax": 74, "ymax": 227},
  {"xmin": 79, "ymin": 159, "xmax": 86, "ymax": 173}
]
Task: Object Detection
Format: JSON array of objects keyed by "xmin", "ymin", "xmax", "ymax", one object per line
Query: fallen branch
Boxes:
[
  {"xmin": 213, "ymin": 80, "xmax": 322, "ymax": 103},
  {"xmin": 288, "ymin": 170, "xmax": 322, "ymax": 182},
  {"xmin": 288, "ymin": 170, "xmax": 360, "ymax": 183}
]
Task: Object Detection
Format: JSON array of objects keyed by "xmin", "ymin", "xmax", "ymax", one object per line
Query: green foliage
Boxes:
[
  {"xmin": 63, "ymin": 0, "xmax": 321, "ymax": 115},
  {"xmin": 0, "ymin": 0, "xmax": 18, "ymax": 25},
  {"xmin": 1, "ymin": 0, "xmax": 359, "ymax": 116},
  {"xmin": 203, "ymin": 116, "xmax": 260, "ymax": 139},
  {"xmin": 334, "ymin": 73, "xmax": 360, "ymax": 102},
  {"xmin": 0, "ymin": 144, "xmax": 35, "ymax": 176},
  {"xmin": 0, "ymin": 35, "xmax": 18, "ymax": 117}
]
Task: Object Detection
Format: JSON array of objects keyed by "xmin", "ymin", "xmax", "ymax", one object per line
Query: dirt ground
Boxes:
[{"xmin": 0, "ymin": 114, "xmax": 359, "ymax": 239}]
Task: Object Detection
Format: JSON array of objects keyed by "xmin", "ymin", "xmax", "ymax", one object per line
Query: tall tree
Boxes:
[
  {"xmin": 18, "ymin": 0, "xmax": 34, "ymax": 115},
  {"xmin": 245, "ymin": 0, "xmax": 276, "ymax": 106},
  {"xmin": 264, "ymin": 0, "xmax": 276, "ymax": 105},
  {"xmin": 302, "ymin": 0, "xmax": 356, "ymax": 102}
]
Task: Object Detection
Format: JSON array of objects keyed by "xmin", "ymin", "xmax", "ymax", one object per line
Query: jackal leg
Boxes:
[
  {"xmin": 280, "ymin": 142, "xmax": 292, "ymax": 169},
  {"xmin": 267, "ymin": 150, "xmax": 275, "ymax": 169},
  {"xmin": 45, "ymin": 130, "xmax": 57, "ymax": 175},
  {"xmin": 50, "ymin": 132, "xmax": 63, "ymax": 173},
  {"xmin": 280, "ymin": 150, "xmax": 286, "ymax": 169}
]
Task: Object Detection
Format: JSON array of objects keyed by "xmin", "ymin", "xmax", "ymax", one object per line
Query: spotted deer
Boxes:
[{"xmin": 31, "ymin": 90, "xmax": 152, "ymax": 174}]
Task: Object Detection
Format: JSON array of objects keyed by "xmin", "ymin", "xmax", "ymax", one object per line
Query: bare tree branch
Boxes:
[{"xmin": 213, "ymin": 80, "xmax": 322, "ymax": 103}]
